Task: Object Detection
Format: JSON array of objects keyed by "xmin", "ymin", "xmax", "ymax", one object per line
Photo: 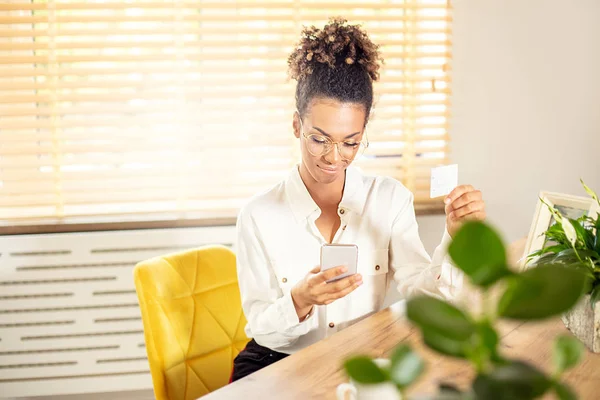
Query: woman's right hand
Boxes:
[{"xmin": 291, "ymin": 265, "xmax": 363, "ymax": 321}]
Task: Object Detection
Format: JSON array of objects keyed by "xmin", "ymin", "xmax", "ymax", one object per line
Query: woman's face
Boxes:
[{"xmin": 293, "ymin": 98, "xmax": 367, "ymax": 185}]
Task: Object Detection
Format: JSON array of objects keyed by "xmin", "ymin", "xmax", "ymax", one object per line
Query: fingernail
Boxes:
[
  {"xmin": 444, "ymin": 197, "xmax": 451, "ymax": 204},
  {"xmin": 340, "ymin": 266, "xmax": 347, "ymax": 273}
]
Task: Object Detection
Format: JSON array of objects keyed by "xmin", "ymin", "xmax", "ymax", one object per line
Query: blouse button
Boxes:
[
  {"xmin": 329, "ymin": 322, "xmax": 335, "ymax": 328},
  {"xmin": 282, "ymin": 277, "xmax": 287, "ymax": 283},
  {"xmin": 339, "ymin": 208, "xmax": 345, "ymax": 215},
  {"xmin": 375, "ymin": 265, "xmax": 380, "ymax": 271}
]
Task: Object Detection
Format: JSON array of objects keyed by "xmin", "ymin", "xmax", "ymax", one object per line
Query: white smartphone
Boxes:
[{"xmin": 320, "ymin": 244, "xmax": 358, "ymax": 283}]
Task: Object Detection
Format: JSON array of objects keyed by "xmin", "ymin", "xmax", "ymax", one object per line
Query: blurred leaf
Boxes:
[
  {"xmin": 553, "ymin": 335, "xmax": 585, "ymax": 374},
  {"xmin": 422, "ymin": 328, "xmax": 469, "ymax": 359},
  {"xmin": 561, "ymin": 218, "xmax": 578, "ymax": 247},
  {"xmin": 554, "ymin": 381, "xmax": 578, "ymax": 400},
  {"xmin": 477, "ymin": 320, "xmax": 503, "ymax": 363},
  {"xmin": 472, "ymin": 361, "xmax": 552, "ymax": 400},
  {"xmin": 407, "ymin": 296, "xmax": 475, "ymax": 340},
  {"xmin": 591, "ymin": 284, "xmax": 600, "ymax": 310},
  {"xmin": 389, "ymin": 344, "xmax": 425, "ymax": 388},
  {"xmin": 448, "ymin": 221, "xmax": 512, "ymax": 287},
  {"xmin": 583, "ymin": 273, "xmax": 595, "ymax": 294},
  {"xmin": 344, "ymin": 357, "xmax": 388, "ymax": 384},
  {"xmin": 498, "ymin": 264, "xmax": 586, "ymax": 320}
]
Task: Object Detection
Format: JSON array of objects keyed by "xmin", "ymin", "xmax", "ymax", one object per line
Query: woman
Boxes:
[{"xmin": 231, "ymin": 18, "xmax": 485, "ymax": 381}]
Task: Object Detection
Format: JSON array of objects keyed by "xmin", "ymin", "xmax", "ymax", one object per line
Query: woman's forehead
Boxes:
[{"xmin": 304, "ymin": 99, "xmax": 366, "ymax": 135}]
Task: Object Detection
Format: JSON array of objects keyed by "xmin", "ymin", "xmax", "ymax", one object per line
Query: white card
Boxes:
[{"xmin": 430, "ymin": 164, "xmax": 458, "ymax": 198}]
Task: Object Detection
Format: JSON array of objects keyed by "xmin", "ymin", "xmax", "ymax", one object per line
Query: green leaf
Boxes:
[
  {"xmin": 407, "ymin": 296, "xmax": 475, "ymax": 340},
  {"xmin": 477, "ymin": 320, "xmax": 503, "ymax": 363},
  {"xmin": 569, "ymin": 218, "xmax": 595, "ymax": 249},
  {"xmin": 590, "ymin": 284, "xmax": 600, "ymax": 310},
  {"xmin": 472, "ymin": 361, "xmax": 552, "ymax": 400},
  {"xmin": 448, "ymin": 221, "xmax": 512, "ymax": 287},
  {"xmin": 529, "ymin": 251, "xmax": 559, "ymax": 267},
  {"xmin": 553, "ymin": 335, "xmax": 585, "ymax": 374},
  {"xmin": 422, "ymin": 328, "xmax": 470, "ymax": 358},
  {"xmin": 344, "ymin": 356, "xmax": 388, "ymax": 384},
  {"xmin": 543, "ymin": 221, "xmax": 569, "ymax": 245},
  {"xmin": 540, "ymin": 244, "xmax": 569, "ymax": 255},
  {"xmin": 389, "ymin": 344, "xmax": 425, "ymax": 388},
  {"xmin": 552, "ymin": 249, "xmax": 586, "ymax": 264},
  {"xmin": 540, "ymin": 197, "xmax": 564, "ymax": 225},
  {"xmin": 498, "ymin": 264, "xmax": 587, "ymax": 320},
  {"xmin": 595, "ymin": 217, "xmax": 600, "ymax": 254},
  {"xmin": 581, "ymin": 178, "xmax": 600, "ymax": 206},
  {"xmin": 554, "ymin": 381, "xmax": 578, "ymax": 400}
]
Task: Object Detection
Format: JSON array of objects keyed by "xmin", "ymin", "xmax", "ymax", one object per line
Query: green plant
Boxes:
[
  {"xmin": 526, "ymin": 180, "xmax": 600, "ymax": 308},
  {"xmin": 343, "ymin": 221, "xmax": 587, "ymax": 400}
]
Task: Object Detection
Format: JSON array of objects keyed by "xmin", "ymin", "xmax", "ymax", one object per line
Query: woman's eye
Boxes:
[
  {"xmin": 311, "ymin": 136, "xmax": 327, "ymax": 144},
  {"xmin": 343, "ymin": 142, "xmax": 359, "ymax": 148}
]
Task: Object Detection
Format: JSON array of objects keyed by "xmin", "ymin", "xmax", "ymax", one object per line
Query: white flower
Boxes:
[{"xmin": 561, "ymin": 218, "xmax": 578, "ymax": 247}]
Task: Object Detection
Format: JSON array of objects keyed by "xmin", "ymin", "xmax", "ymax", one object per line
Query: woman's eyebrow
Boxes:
[{"xmin": 312, "ymin": 126, "xmax": 361, "ymax": 139}]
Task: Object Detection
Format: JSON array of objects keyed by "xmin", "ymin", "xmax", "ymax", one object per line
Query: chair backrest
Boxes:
[{"xmin": 134, "ymin": 245, "xmax": 249, "ymax": 400}]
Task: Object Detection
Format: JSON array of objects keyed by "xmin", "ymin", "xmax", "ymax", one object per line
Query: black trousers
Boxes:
[{"xmin": 231, "ymin": 339, "xmax": 289, "ymax": 382}]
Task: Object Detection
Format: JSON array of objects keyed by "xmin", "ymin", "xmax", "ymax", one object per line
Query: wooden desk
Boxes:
[{"xmin": 204, "ymin": 307, "xmax": 600, "ymax": 399}]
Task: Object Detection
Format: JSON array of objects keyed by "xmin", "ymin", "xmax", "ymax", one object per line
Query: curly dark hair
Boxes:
[{"xmin": 287, "ymin": 17, "xmax": 383, "ymax": 125}]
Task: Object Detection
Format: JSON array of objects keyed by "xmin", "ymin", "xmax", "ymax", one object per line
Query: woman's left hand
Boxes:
[{"xmin": 444, "ymin": 185, "xmax": 486, "ymax": 238}]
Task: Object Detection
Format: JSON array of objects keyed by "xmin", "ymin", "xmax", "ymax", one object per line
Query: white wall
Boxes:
[{"xmin": 418, "ymin": 0, "xmax": 600, "ymax": 254}]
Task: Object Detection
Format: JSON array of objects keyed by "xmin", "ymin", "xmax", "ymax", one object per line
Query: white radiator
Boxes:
[{"xmin": 0, "ymin": 225, "xmax": 237, "ymax": 398}]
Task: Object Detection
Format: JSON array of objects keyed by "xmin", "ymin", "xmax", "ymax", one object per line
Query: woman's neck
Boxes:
[{"xmin": 298, "ymin": 164, "xmax": 345, "ymax": 210}]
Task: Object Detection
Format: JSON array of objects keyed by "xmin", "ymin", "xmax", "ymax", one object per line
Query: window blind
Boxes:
[{"xmin": 0, "ymin": 0, "xmax": 452, "ymax": 224}]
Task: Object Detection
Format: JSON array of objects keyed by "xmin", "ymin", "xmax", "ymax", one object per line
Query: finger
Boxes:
[
  {"xmin": 317, "ymin": 273, "xmax": 362, "ymax": 295},
  {"xmin": 324, "ymin": 279, "xmax": 363, "ymax": 303},
  {"xmin": 444, "ymin": 185, "xmax": 475, "ymax": 206},
  {"xmin": 312, "ymin": 265, "xmax": 348, "ymax": 285},
  {"xmin": 459, "ymin": 210, "xmax": 487, "ymax": 222},
  {"xmin": 449, "ymin": 190, "xmax": 482, "ymax": 211},
  {"xmin": 305, "ymin": 266, "xmax": 324, "ymax": 288},
  {"xmin": 449, "ymin": 200, "xmax": 485, "ymax": 220}
]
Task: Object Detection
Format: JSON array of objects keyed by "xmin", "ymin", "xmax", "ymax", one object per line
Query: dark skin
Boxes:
[
  {"xmin": 289, "ymin": 98, "xmax": 487, "ymax": 321},
  {"xmin": 290, "ymin": 98, "xmax": 367, "ymax": 320}
]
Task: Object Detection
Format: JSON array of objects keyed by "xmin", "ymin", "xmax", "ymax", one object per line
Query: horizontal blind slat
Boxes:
[{"xmin": 0, "ymin": 0, "xmax": 452, "ymax": 222}]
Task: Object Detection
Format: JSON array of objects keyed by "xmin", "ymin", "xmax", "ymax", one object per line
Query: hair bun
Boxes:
[{"xmin": 288, "ymin": 17, "xmax": 383, "ymax": 82}]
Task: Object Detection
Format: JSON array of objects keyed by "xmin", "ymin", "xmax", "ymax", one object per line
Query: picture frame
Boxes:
[{"xmin": 521, "ymin": 191, "xmax": 600, "ymax": 268}]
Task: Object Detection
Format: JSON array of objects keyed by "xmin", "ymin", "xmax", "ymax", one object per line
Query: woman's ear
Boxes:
[{"xmin": 292, "ymin": 111, "xmax": 301, "ymax": 139}]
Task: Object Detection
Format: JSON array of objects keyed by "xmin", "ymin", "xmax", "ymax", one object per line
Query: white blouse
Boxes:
[{"xmin": 235, "ymin": 165, "xmax": 463, "ymax": 354}]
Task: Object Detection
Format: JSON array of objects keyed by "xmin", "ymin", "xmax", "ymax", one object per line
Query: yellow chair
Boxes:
[{"xmin": 134, "ymin": 245, "xmax": 249, "ymax": 400}]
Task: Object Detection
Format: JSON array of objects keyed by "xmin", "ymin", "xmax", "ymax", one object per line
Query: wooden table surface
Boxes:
[{"xmin": 204, "ymin": 306, "xmax": 600, "ymax": 399}]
